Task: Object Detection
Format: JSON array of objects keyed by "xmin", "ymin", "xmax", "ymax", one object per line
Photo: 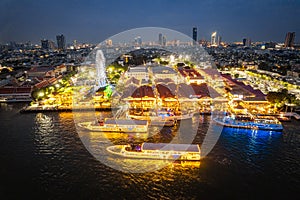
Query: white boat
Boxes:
[
  {"xmin": 106, "ymin": 143, "xmax": 201, "ymax": 161},
  {"xmin": 154, "ymin": 111, "xmax": 194, "ymax": 121},
  {"xmin": 149, "ymin": 119, "xmax": 176, "ymax": 127},
  {"xmin": 172, "ymin": 112, "xmax": 194, "ymax": 120},
  {"xmin": 78, "ymin": 118, "xmax": 149, "ymax": 133},
  {"xmin": 128, "ymin": 109, "xmax": 194, "ymax": 127},
  {"xmin": 130, "ymin": 115, "xmax": 176, "ymax": 127}
]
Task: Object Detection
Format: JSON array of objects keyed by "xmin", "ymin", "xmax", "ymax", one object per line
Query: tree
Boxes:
[{"xmin": 267, "ymin": 91, "xmax": 288, "ymax": 112}]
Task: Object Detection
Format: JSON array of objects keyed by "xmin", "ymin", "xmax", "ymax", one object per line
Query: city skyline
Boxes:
[{"xmin": 0, "ymin": 0, "xmax": 299, "ymax": 44}]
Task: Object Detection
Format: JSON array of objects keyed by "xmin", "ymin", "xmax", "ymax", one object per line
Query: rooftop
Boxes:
[
  {"xmin": 128, "ymin": 66, "xmax": 148, "ymax": 73},
  {"xmin": 142, "ymin": 143, "xmax": 200, "ymax": 153},
  {"xmin": 151, "ymin": 66, "xmax": 177, "ymax": 74}
]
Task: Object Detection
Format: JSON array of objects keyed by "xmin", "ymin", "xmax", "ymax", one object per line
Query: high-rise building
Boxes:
[
  {"xmin": 56, "ymin": 34, "xmax": 66, "ymax": 50},
  {"xmin": 192, "ymin": 27, "xmax": 197, "ymax": 45},
  {"xmin": 41, "ymin": 39, "xmax": 49, "ymax": 49},
  {"xmin": 106, "ymin": 39, "xmax": 112, "ymax": 46},
  {"xmin": 162, "ymin": 35, "xmax": 167, "ymax": 46},
  {"xmin": 73, "ymin": 40, "xmax": 77, "ymax": 48},
  {"xmin": 48, "ymin": 40, "xmax": 56, "ymax": 49},
  {"xmin": 242, "ymin": 38, "xmax": 247, "ymax": 46},
  {"xmin": 158, "ymin": 33, "xmax": 163, "ymax": 45},
  {"xmin": 134, "ymin": 36, "xmax": 142, "ymax": 45},
  {"xmin": 246, "ymin": 38, "xmax": 251, "ymax": 47},
  {"xmin": 217, "ymin": 36, "xmax": 222, "ymax": 46},
  {"xmin": 243, "ymin": 38, "xmax": 251, "ymax": 47},
  {"xmin": 284, "ymin": 32, "xmax": 295, "ymax": 48},
  {"xmin": 211, "ymin": 32, "xmax": 217, "ymax": 46}
]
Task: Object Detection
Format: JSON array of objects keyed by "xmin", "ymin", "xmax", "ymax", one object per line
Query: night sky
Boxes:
[{"xmin": 0, "ymin": 0, "xmax": 299, "ymax": 44}]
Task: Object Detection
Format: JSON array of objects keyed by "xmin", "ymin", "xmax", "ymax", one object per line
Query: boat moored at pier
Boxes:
[{"xmin": 213, "ymin": 114, "xmax": 283, "ymax": 131}]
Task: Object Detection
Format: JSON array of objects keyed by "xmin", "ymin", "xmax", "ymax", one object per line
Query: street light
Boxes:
[{"xmin": 38, "ymin": 92, "xmax": 44, "ymax": 97}]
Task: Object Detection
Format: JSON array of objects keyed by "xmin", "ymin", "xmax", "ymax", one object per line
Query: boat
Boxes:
[
  {"xmin": 174, "ymin": 111, "xmax": 195, "ymax": 120},
  {"xmin": 213, "ymin": 114, "xmax": 283, "ymax": 131},
  {"xmin": 129, "ymin": 110, "xmax": 193, "ymax": 127},
  {"xmin": 106, "ymin": 142, "xmax": 201, "ymax": 161},
  {"xmin": 130, "ymin": 114, "xmax": 176, "ymax": 127},
  {"xmin": 78, "ymin": 118, "xmax": 149, "ymax": 133},
  {"xmin": 149, "ymin": 119, "xmax": 176, "ymax": 127}
]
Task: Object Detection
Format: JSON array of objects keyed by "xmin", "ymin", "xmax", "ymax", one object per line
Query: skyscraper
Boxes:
[
  {"xmin": 48, "ymin": 40, "xmax": 56, "ymax": 49},
  {"xmin": 284, "ymin": 32, "xmax": 295, "ymax": 48},
  {"xmin": 158, "ymin": 33, "xmax": 163, "ymax": 45},
  {"xmin": 162, "ymin": 35, "xmax": 167, "ymax": 46},
  {"xmin": 243, "ymin": 38, "xmax": 251, "ymax": 47},
  {"xmin": 134, "ymin": 36, "xmax": 142, "ymax": 45},
  {"xmin": 56, "ymin": 34, "xmax": 66, "ymax": 50},
  {"xmin": 106, "ymin": 39, "xmax": 112, "ymax": 46},
  {"xmin": 211, "ymin": 32, "xmax": 217, "ymax": 46},
  {"xmin": 192, "ymin": 27, "xmax": 197, "ymax": 45},
  {"xmin": 242, "ymin": 38, "xmax": 247, "ymax": 46},
  {"xmin": 217, "ymin": 36, "xmax": 222, "ymax": 46},
  {"xmin": 41, "ymin": 39, "xmax": 49, "ymax": 49}
]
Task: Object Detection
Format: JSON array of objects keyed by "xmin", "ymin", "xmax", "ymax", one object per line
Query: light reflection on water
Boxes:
[
  {"xmin": 213, "ymin": 126, "xmax": 285, "ymax": 174},
  {"xmin": 1, "ymin": 104, "xmax": 299, "ymax": 199}
]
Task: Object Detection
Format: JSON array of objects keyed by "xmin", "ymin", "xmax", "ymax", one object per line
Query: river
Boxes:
[{"xmin": 0, "ymin": 103, "xmax": 299, "ymax": 199}]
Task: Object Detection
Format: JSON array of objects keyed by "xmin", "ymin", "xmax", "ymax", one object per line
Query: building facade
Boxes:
[
  {"xmin": 56, "ymin": 34, "xmax": 66, "ymax": 50},
  {"xmin": 284, "ymin": 32, "xmax": 295, "ymax": 48},
  {"xmin": 193, "ymin": 27, "xmax": 197, "ymax": 45}
]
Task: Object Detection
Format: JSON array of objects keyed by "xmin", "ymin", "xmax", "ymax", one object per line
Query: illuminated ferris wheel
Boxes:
[{"xmin": 95, "ymin": 49, "xmax": 108, "ymax": 90}]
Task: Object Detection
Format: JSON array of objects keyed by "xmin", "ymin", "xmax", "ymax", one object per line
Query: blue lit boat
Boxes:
[
  {"xmin": 106, "ymin": 143, "xmax": 201, "ymax": 161},
  {"xmin": 213, "ymin": 115, "xmax": 283, "ymax": 131}
]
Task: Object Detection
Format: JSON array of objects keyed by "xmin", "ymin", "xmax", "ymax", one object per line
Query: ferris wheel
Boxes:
[{"xmin": 95, "ymin": 49, "xmax": 108, "ymax": 90}]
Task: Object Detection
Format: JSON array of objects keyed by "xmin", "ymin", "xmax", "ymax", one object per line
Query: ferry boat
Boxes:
[
  {"xmin": 213, "ymin": 114, "xmax": 283, "ymax": 131},
  {"xmin": 130, "ymin": 115, "xmax": 176, "ymax": 127},
  {"xmin": 129, "ymin": 111, "xmax": 193, "ymax": 127},
  {"xmin": 106, "ymin": 143, "xmax": 201, "ymax": 161},
  {"xmin": 149, "ymin": 119, "xmax": 176, "ymax": 127},
  {"xmin": 78, "ymin": 118, "xmax": 149, "ymax": 133},
  {"xmin": 155, "ymin": 110, "xmax": 194, "ymax": 121}
]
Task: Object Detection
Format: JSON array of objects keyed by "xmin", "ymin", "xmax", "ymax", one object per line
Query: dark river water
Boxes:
[{"xmin": 0, "ymin": 103, "xmax": 299, "ymax": 199}]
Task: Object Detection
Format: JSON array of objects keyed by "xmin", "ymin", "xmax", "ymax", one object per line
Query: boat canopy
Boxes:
[
  {"xmin": 105, "ymin": 119, "xmax": 148, "ymax": 125},
  {"xmin": 141, "ymin": 143, "xmax": 200, "ymax": 153}
]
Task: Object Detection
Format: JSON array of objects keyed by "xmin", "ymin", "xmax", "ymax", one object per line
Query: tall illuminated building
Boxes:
[
  {"xmin": 284, "ymin": 32, "xmax": 295, "ymax": 48},
  {"xmin": 192, "ymin": 27, "xmax": 197, "ymax": 45},
  {"xmin": 211, "ymin": 32, "xmax": 217, "ymax": 46},
  {"xmin": 56, "ymin": 34, "xmax": 66, "ymax": 50}
]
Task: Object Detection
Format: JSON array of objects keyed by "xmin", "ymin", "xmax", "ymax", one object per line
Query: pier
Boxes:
[
  {"xmin": 20, "ymin": 104, "xmax": 113, "ymax": 113},
  {"xmin": 279, "ymin": 112, "xmax": 300, "ymax": 120}
]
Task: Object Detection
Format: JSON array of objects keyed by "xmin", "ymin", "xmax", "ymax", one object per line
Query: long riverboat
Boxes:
[
  {"xmin": 106, "ymin": 142, "xmax": 201, "ymax": 161},
  {"xmin": 129, "ymin": 111, "xmax": 194, "ymax": 127},
  {"xmin": 78, "ymin": 118, "xmax": 149, "ymax": 133},
  {"xmin": 213, "ymin": 114, "xmax": 283, "ymax": 131}
]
